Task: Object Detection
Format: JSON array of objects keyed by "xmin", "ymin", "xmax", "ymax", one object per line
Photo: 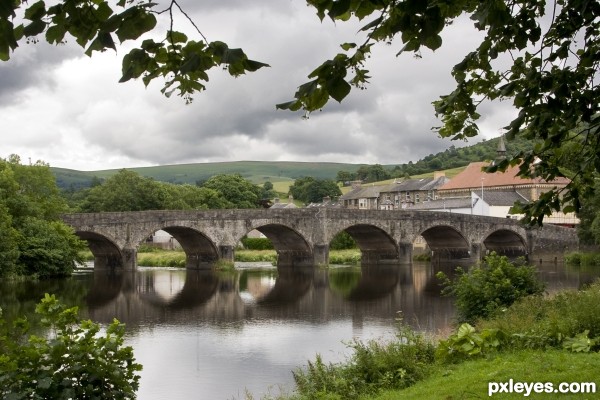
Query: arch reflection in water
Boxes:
[{"xmin": 85, "ymin": 264, "xmax": 456, "ymax": 332}]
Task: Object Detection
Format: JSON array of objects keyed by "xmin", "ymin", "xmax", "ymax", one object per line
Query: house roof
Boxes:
[
  {"xmin": 480, "ymin": 190, "xmax": 529, "ymax": 206},
  {"xmin": 306, "ymin": 199, "xmax": 343, "ymax": 208},
  {"xmin": 411, "ymin": 197, "xmax": 473, "ymax": 210},
  {"xmin": 270, "ymin": 202, "xmax": 297, "ymax": 209},
  {"xmin": 439, "ymin": 162, "xmax": 570, "ymax": 191},
  {"xmin": 380, "ymin": 176, "xmax": 450, "ymax": 193},
  {"xmin": 340, "ymin": 185, "xmax": 382, "ymax": 200}
]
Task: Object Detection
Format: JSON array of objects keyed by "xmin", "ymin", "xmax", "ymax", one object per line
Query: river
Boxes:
[{"xmin": 1, "ymin": 261, "xmax": 598, "ymax": 399}]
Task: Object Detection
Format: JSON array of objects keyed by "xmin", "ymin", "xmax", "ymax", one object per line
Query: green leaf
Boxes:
[
  {"xmin": 424, "ymin": 34, "xmax": 442, "ymax": 51},
  {"xmin": 24, "ymin": 1, "xmax": 46, "ymax": 21},
  {"xmin": 116, "ymin": 10, "xmax": 156, "ymax": 42},
  {"xmin": 167, "ymin": 30, "xmax": 187, "ymax": 44},
  {"xmin": 327, "ymin": 77, "xmax": 351, "ymax": 102},
  {"xmin": 46, "ymin": 24, "xmax": 67, "ymax": 44},
  {"xmin": 23, "ymin": 19, "xmax": 46, "ymax": 37},
  {"xmin": 276, "ymin": 100, "xmax": 302, "ymax": 112}
]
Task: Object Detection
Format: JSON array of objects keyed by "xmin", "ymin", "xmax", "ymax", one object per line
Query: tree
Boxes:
[
  {"xmin": 289, "ymin": 177, "xmax": 342, "ymax": 203},
  {"xmin": 0, "ymin": 0, "xmax": 268, "ymax": 103},
  {"xmin": 275, "ymin": 0, "xmax": 599, "ymax": 225},
  {"xmin": 79, "ymin": 169, "xmax": 168, "ymax": 212},
  {"xmin": 355, "ymin": 164, "xmax": 391, "ymax": 183},
  {"xmin": 437, "ymin": 253, "xmax": 545, "ymax": 324},
  {"xmin": 0, "ymin": 294, "xmax": 142, "ymax": 399},
  {"xmin": 0, "ymin": 156, "xmax": 84, "ymax": 278},
  {"xmin": 201, "ymin": 174, "xmax": 262, "ymax": 208},
  {"xmin": 2, "ymin": 1, "xmax": 598, "ymax": 223},
  {"xmin": 78, "ymin": 170, "xmax": 232, "ymax": 211}
]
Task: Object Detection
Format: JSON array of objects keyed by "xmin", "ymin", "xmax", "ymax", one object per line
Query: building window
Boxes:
[{"xmin": 415, "ymin": 194, "xmax": 420, "ymax": 203}]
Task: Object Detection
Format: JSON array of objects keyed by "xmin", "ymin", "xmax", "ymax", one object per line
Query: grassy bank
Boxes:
[
  {"xmin": 79, "ymin": 248, "xmax": 365, "ymax": 267},
  {"xmin": 370, "ymin": 349, "xmax": 600, "ymax": 400},
  {"xmin": 564, "ymin": 251, "xmax": 600, "ymax": 266},
  {"xmin": 278, "ymin": 276, "xmax": 600, "ymax": 400}
]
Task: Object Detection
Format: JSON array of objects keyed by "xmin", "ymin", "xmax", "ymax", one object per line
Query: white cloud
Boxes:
[{"xmin": 0, "ymin": 1, "xmax": 510, "ymax": 170}]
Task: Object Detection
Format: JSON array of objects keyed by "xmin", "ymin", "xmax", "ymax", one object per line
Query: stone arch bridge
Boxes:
[{"xmin": 61, "ymin": 208, "xmax": 578, "ymax": 270}]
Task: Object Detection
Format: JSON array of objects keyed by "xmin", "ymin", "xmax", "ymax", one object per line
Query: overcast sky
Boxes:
[{"xmin": 0, "ymin": 0, "xmax": 513, "ymax": 171}]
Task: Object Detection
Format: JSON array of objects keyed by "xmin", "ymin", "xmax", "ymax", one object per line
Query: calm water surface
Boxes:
[{"xmin": 1, "ymin": 261, "xmax": 598, "ymax": 399}]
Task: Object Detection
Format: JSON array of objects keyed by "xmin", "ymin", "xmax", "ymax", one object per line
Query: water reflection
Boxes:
[
  {"xmin": 1, "ymin": 261, "xmax": 599, "ymax": 399},
  {"xmin": 83, "ymin": 264, "xmax": 458, "ymax": 335}
]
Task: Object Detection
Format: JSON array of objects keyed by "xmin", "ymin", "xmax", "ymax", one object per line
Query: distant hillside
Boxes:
[
  {"xmin": 52, "ymin": 161, "xmax": 370, "ymax": 190},
  {"xmin": 52, "ymin": 136, "xmax": 534, "ymax": 191}
]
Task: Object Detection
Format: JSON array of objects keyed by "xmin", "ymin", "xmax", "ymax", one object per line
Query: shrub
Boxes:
[
  {"xmin": 240, "ymin": 237, "xmax": 274, "ymax": 250},
  {"xmin": 329, "ymin": 231, "xmax": 357, "ymax": 250},
  {"xmin": 436, "ymin": 323, "xmax": 506, "ymax": 363},
  {"xmin": 293, "ymin": 324, "xmax": 435, "ymax": 399},
  {"xmin": 478, "ymin": 280, "xmax": 600, "ymax": 351},
  {"xmin": 0, "ymin": 294, "xmax": 142, "ymax": 399},
  {"xmin": 437, "ymin": 253, "xmax": 545, "ymax": 324}
]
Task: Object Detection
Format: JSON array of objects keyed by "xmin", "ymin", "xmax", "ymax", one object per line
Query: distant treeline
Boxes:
[{"xmin": 336, "ymin": 136, "xmax": 535, "ymax": 183}]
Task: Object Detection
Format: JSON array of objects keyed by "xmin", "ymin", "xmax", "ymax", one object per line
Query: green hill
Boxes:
[
  {"xmin": 52, "ymin": 135, "xmax": 533, "ymax": 191},
  {"xmin": 52, "ymin": 161, "xmax": 369, "ymax": 190}
]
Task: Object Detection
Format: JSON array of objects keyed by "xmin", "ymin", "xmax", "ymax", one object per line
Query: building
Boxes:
[
  {"xmin": 378, "ymin": 171, "xmax": 450, "ymax": 209},
  {"xmin": 339, "ymin": 183, "xmax": 382, "ymax": 210},
  {"xmin": 339, "ymin": 172, "xmax": 449, "ymax": 210},
  {"xmin": 436, "ymin": 161, "xmax": 578, "ymax": 225}
]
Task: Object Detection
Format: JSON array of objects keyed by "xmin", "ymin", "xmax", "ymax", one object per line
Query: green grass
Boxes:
[{"xmin": 369, "ymin": 349, "xmax": 600, "ymax": 400}]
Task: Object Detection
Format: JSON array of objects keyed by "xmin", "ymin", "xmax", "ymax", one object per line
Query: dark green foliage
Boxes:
[
  {"xmin": 329, "ymin": 231, "xmax": 357, "ymax": 250},
  {"xmin": 16, "ymin": 218, "xmax": 85, "ymax": 278},
  {"xmin": 478, "ymin": 280, "xmax": 600, "ymax": 351},
  {"xmin": 293, "ymin": 324, "xmax": 435, "ymax": 399},
  {"xmin": 288, "ymin": 176, "xmax": 342, "ymax": 203},
  {"xmin": 278, "ymin": 0, "xmax": 600, "ymax": 226},
  {"xmin": 0, "ymin": 294, "xmax": 142, "ymax": 399},
  {"xmin": 77, "ymin": 170, "xmax": 241, "ymax": 212},
  {"xmin": 437, "ymin": 253, "xmax": 545, "ymax": 324},
  {"xmin": 564, "ymin": 251, "xmax": 600, "ymax": 266},
  {"xmin": 436, "ymin": 323, "xmax": 505, "ymax": 363},
  {"xmin": 0, "ymin": 156, "xmax": 84, "ymax": 278},
  {"xmin": 201, "ymin": 174, "xmax": 262, "ymax": 208},
  {"xmin": 240, "ymin": 237, "xmax": 274, "ymax": 250},
  {"xmin": 1, "ymin": 1, "xmax": 267, "ymax": 102}
]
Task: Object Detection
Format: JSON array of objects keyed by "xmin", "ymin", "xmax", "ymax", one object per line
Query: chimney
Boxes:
[
  {"xmin": 351, "ymin": 180, "xmax": 362, "ymax": 189},
  {"xmin": 433, "ymin": 171, "xmax": 446, "ymax": 180},
  {"xmin": 323, "ymin": 196, "xmax": 331, "ymax": 203},
  {"xmin": 274, "ymin": 198, "xmax": 280, "ymax": 203}
]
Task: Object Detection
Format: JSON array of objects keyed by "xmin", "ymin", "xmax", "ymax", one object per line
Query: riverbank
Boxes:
[
  {"xmin": 277, "ymin": 277, "xmax": 600, "ymax": 400},
  {"xmin": 80, "ymin": 248, "xmax": 387, "ymax": 267},
  {"xmin": 370, "ymin": 349, "xmax": 600, "ymax": 399}
]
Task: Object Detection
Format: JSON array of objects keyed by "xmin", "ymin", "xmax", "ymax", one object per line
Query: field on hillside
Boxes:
[{"xmin": 52, "ymin": 161, "xmax": 367, "ymax": 189}]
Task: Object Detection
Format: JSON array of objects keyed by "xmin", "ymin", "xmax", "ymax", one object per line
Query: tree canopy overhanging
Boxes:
[{"xmin": 1, "ymin": 0, "xmax": 598, "ymax": 225}]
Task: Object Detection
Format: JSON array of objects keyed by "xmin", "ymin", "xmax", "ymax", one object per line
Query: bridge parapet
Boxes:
[{"xmin": 62, "ymin": 208, "xmax": 579, "ymax": 270}]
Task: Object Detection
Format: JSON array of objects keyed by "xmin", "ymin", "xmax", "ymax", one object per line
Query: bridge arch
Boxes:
[
  {"xmin": 482, "ymin": 228, "xmax": 528, "ymax": 258},
  {"xmin": 418, "ymin": 225, "xmax": 472, "ymax": 261},
  {"xmin": 75, "ymin": 231, "xmax": 124, "ymax": 269},
  {"xmin": 242, "ymin": 223, "xmax": 314, "ymax": 267},
  {"xmin": 330, "ymin": 224, "xmax": 399, "ymax": 265},
  {"xmin": 148, "ymin": 226, "xmax": 220, "ymax": 268}
]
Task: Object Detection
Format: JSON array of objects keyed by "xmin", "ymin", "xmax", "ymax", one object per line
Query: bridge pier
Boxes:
[
  {"xmin": 313, "ymin": 244, "xmax": 329, "ymax": 266},
  {"xmin": 470, "ymin": 242, "xmax": 483, "ymax": 262},
  {"xmin": 398, "ymin": 242, "xmax": 413, "ymax": 264},
  {"xmin": 93, "ymin": 254, "xmax": 124, "ymax": 269},
  {"xmin": 277, "ymin": 250, "xmax": 314, "ymax": 267},
  {"xmin": 219, "ymin": 245, "xmax": 235, "ymax": 264},
  {"xmin": 122, "ymin": 248, "xmax": 137, "ymax": 270}
]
